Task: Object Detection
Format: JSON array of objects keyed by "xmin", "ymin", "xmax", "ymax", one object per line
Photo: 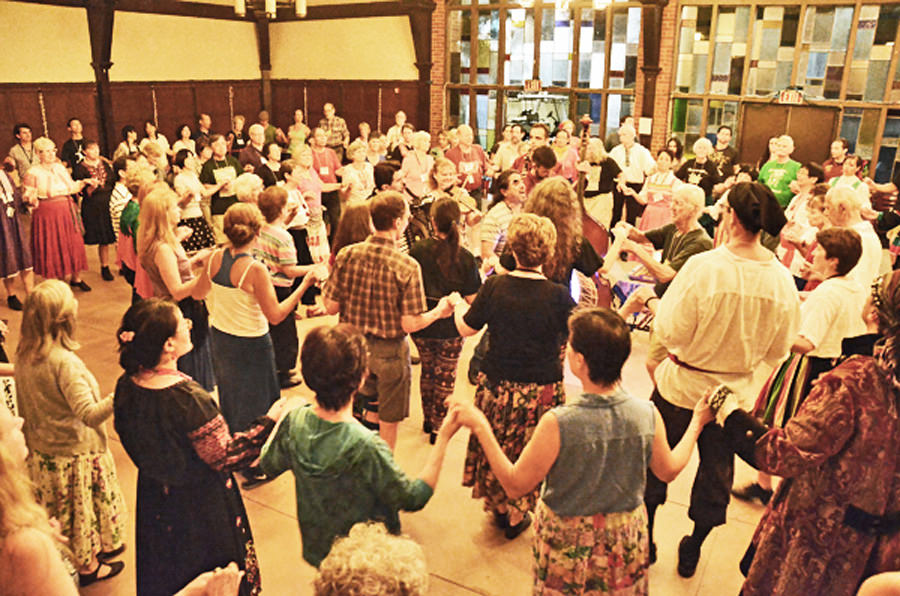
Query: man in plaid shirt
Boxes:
[{"xmin": 324, "ymin": 191, "xmax": 454, "ymax": 450}]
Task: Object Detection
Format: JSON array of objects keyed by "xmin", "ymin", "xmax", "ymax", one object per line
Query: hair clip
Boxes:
[{"xmin": 119, "ymin": 330, "xmax": 135, "ymax": 343}]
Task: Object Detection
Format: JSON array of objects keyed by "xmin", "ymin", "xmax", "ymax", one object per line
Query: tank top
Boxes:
[
  {"xmin": 541, "ymin": 389, "xmax": 655, "ymax": 516},
  {"xmin": 140, "ymin": 240, "xmax": 193, "ymax": 300},
  {"xmin": 207, "ymin": 250, "xmax": 268, "ymax": 337}
]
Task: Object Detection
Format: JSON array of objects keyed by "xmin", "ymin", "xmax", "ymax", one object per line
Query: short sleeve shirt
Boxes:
[
  {"xmin": 199, "ymin": 156, "xmax": 242, "ymax": 215},
  {"xmin": 445, "ymin": 145, "xmax": 489, "ymax": 192},
  {"xmin": 759, "ymin": 159, "xmax": 801, "ymax": 207},
  {"xmin": 409, "ymin": 238, "xmax": 481, "ymax": 338},
  {"xmin": 480, "ymin": 201, "xmax": 517, "ymax": 256},
  {"xmin": 644, "ymin": 224, "xmax": 714, "ymax": 296},
  {"xmin": 253, "ymin": 223, "xmax": 297, "ymax": 288},
  {"xmin": 324, "ymin": 236, "xmax": 427, "ymax": 338}
]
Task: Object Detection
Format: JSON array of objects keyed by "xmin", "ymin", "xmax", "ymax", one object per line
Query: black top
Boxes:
[
  {"xmin": 676, "ymin": 158, "xmax": 721, "ymax": 199},
  {"xmin": 463, "ymin": 275, "xmax": 573, "ymax": 384},
  {"xmin": 257, "ymin": 164, "xmax": 285, "ymax": 188},
  {"xmin": 644, "ymin": 224, "xmax": 713, "ymax": 296},
  {"xmin": 199, "ymin": 156, "xmax": 242, "ymax": 215},
  {"xmin": 584, "ymin": 157, "xmax": 622, "ymax": 197},
  {"xmin": 389, "ymin": 143, "xmax": 412, "ymax": 162},
  {"xmin": 500, "ymin": 236, "xmax": 603, "ymax": 291},
  {"xmin": 409, "ymin": 238, "xmax": 482, "ymax": 339},
  {"xmin": 60, "ymin": 138, "xmax": 86, "ymax": 168},
  {"xmin": 710, "ymin": 145, "xmax": 739, "ymax": 178}
]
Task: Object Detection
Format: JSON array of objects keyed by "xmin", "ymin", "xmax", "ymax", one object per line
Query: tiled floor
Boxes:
[{"xmin": 2, "ymin": 254, "xmax": 766, "ymax": 595}]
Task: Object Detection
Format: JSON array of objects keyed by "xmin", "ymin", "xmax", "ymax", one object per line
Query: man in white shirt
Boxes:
[
  {"xmin": 609, "ymin": 125, "xmax": 654, "ymax": 226},
  {"xmin": 643, "ymin": 182, "xmax": 800, "ymax": 578},
  {"xmin": 824, "ymin": 185, "xmax": 882, "ymax": 290}
]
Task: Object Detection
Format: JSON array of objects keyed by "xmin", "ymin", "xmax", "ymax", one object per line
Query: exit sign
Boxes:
[
  {"xmin": 777, "ymin": 89, "xmax": 803, "ymax": 104},
  {"xmin": 524, "ymin": 79, "xmax": 542, "ymax": 92}
]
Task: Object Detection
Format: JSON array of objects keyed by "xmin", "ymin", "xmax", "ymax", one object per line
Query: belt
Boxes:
[
  {"xmin": 844, "ymin": 505, "xmax": 900, "ymax": 536},
  {"xmin": 668, "ymin": 353, "xmax": 721, "ymax": 374}
]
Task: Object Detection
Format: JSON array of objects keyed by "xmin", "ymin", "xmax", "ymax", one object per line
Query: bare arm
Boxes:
[
  {"xmin": 455, "ymin": 402, "xmax": 559, "ymax": 499},
  {"xmin": 453, "ymin": 302, "xmax": 480, "ymax": 337},
  {"xmin": 622, "ymin": 240, "xmax": 676, "ymax": 283},
  {"xmin": 400, "ymin": 297, "xmax": 454, "ymax": 334},
  {"xmin": 154, "ymin": 244, "xmax": 208, "ymax": 302},
  {"xmin": 417, "ymin": 411, "xmax": 462, "ymax": 488},
  {"xmin": 246, "ymin": 263, "xmax": 315, "ymax": 325}
]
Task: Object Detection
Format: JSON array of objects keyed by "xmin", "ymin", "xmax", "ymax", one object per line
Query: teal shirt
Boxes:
[
  {"xmin": 260, "ymin": 405, "xmax": 433, "ymax": 567},
  {"xmin": 759, "ymin": 159, "xmax": 801, "ymax": 207},
  {"xmin": 120, "ymin": 199, "xmax": 140, "ymax": 251}
]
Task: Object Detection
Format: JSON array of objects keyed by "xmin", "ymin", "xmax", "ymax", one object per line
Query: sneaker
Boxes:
[
  {"xmin": 6, "ymin": 295, "xmax": 23, "ymax": 311},
  {"xmin": 101, "ymin": 266, "xmax": 114, "ymax": 281},
  {"xmin": 677, "ymin": 536, "xmax": 701, "ymax": 578},
  {"xmin": 731, "ymin": 482, "xmax": 773, "ymax": 506}
]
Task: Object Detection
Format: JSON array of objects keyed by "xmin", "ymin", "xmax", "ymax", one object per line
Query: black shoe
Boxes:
[
  {"xmin": 79, "ymin": 560, "xmax": 125, "ymax": 587},
  {"xmin": 98, "ymin": 544, "xmax": 126, "ymax": 562},
  {"xmin": 279, "ymin": 374, "xmax": 302, "ymax": 389},
  {"xmin": 505, "ymin": 513, "xmax": 532, "ymax": 540},
  {"xmin": 429, "ymin": 431, "xmax": 437, "ymax": 445},
  {"xmin": 731, "ymin": 482, "xmax": 773, "ymax": 506},
  {"xmin": 677, "ymin": 536, "xmax": 701, "ymax": 578},
  {"xmin": 411, "ymin": 354, "xmax": 421, "ymax": 365},
  {"xmin": 101, "ymin": 266, "xmax": 114, "ymax": 281},
  {"xmin": 422, "ymin": 420, "xmax": 433, "ymax": 435},
  {"xmin": 240, "ymin": 469, "xmax": 272, "ymax": 490},
  {"xmin": 649, "ymin": 542, "xmax": 657, "ymax": 565},
  {"xmin": 70, "ymin": 280, "xmax": 92, "ymax": 292},
  {"xmin": 6, "ymin": 295, "xmax": 22, "ymax": 311},
  {"xmin": 493, "ymin": 511, "xmax": 509, "ymax": 529}
]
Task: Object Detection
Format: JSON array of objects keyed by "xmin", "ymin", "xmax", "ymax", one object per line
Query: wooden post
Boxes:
[
  {"xmin": 255, "ymin": 15, "xmax": 272, "ymax": 115},
  {"xmin": 406, "ymin": 0, "xmax": 436, "ymax": 133},
  {"xmin": 86, "ymin": 0, "xmax": 115, "ymax": 157}
]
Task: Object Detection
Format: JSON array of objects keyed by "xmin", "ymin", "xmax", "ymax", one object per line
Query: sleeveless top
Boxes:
[
  {"xmin": 207, "ymin": 250, "xmax": 268, "ymax": 337},
  {"xmin": 541, "ymin": 389, "xmax": 655, "ymax": 516},
  {"xmin": 140, "ymin": 240, "xmax": 193, "ymax": 300}
]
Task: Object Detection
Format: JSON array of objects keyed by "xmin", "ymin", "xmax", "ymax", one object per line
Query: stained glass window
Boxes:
[
  {"xmin": 848, "ymin": 5, "xmax": 900, "ymax": 101},
  {"xmin": 797, "ymin": 6, "xmax": 853, "ymax": 99},
  {"xmin": 477, "ymin": 10, "xmax": 501, "ymax": 85},
  {"xmin": 504, "ymin": 8, "xmax": 535, "ymax": 86},
  {"xmin": 710, "ymin": 7, "xmax": 750, "ymax": 96},
  {"xmin": 448, "ymin": 10, "xmax": 471, "ymax": 84},
  {"xmin": 676, "ymin": 6, "xmax": 712, "ymax": 94},
  {"xmin": 609, "ymin": 7, "xmax": 640, "ymax": 89},
  {"xmin": 540, "ymin": 8, "xmax": 573, "ymax": 87},
  {"xmin": 577, "ymin": 8, "xmax": 606, "ymax": 89},
  {"xmin": 747, "ymin": 6, "xmax": 800, "ymax": 96}
]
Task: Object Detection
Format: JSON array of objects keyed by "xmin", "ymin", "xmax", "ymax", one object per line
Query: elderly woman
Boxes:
[
  {"xmin": 232, "ymin": 172, "xmax": 264, "ymax": 204},
  {"xmin": 454, "ymin": 213, "xmax": 575, "ymax": 538},
  {"xmin": 0, "ymin": 163, "xmax": 33, "ymax": 310},
  {"xmin": 338, "ymin": 139, "xmax": 375, "ymax": 206},
  {"xmin": 706, "ymin": 269, "xmax": 900, "ymax": 596},
  {"xmin": 204, "ymin": 203, "xmax": 317, "ymax": 487},
  {"xmin": 642, "ymin": 182, "xmax": 799, "ymax": 576},
  {"xmin": 114, "ymin": 297, "xmax": 290, "ymax": 596},
  {"xmin": 454, "ymin": 308, "xmax": 710, "ymax": 594},
  {"xmin": 137, "ymin": 187, "xmax": 216, "ymax": 391},
  {"xmin": 14, "ymin": 280, "xmax": 127, "ymax": 586},
  {"xmin": 675, "ymin": 137, "xmax": 720, "ymax": 203},
  {"xmin": 22, "ymin": 137, "xmax": 93, "ymax": 290},
  {"xmin": 261, "ymin": 323, "xmax": 460, "ymax": 567},
  {"xmin": 399, "ymin": 131, "xmax": 435, "ymax": 200}
]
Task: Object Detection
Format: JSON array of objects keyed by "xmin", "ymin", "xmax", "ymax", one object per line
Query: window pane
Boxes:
[
  {"xmin": 448, "ymin": 10, "xmax": 471, "ymax": 84},
  {"xmin": 847, "ymin": 5, "xmax": 900, "ymax": 101},
  {"xmin": 540, "ymin": 7, "xmax": 573, "ymax": 87},
  {"xmin": 892, "ymin": 56, "xmax": 900, "ymax": 103},
  {"xmin": 448, "ymin": 89, "xmax": 469, "ymax": 129},
  {"xmin": 609, "ymin": 7, "xmax": 640, "ymax": 89},
  {"xmin": 577, "ymin": 8, "xmax": 606, "ymax": 89},
  {"xmin": 606, "ymin": 94, "xmax": 634, "ymax": 138},
  {"xmin": 575, "ymin": 93, "xmax": 604, "ymax": 136},
  {"xmin": 474, "ymin": 91, "xmax": 498, "ymax": 149},
  {"xmin": 505, "ymin": 8, "xmax": 535, "ymax": 85},
  {"xmin": 670, "ymin": 98, "xmax": 704, "ymax": 150},
  {"xmin": 676, "ymin": 6, "xmax": 712, "ymax": 94},
  {"xmin": 505, "ymin": 91, "xmax": 569, "ymax": 134},
  {"xmin": 797, "ymin": 6, "xmax": 852, "ymax": 99},
  {"xmin": 706, "ymin": 100, "xmax": 739, "ymax": 144},
  {"xmin": 875, "ymin": 109, "xmax": 900, "ymax": 182},
  {"xmin": 711, "ymin": 6, "xmax": 750, "ymax": 95},
  {"xmin": 840, "ymin": 107, "xmax": 880, "ymax": 162},
  {"xmin": 747, "ymin": 6, "xmax": 800, "ymax": 96},
  {"xmin": 477, "ymin": 10, "xmax": 500, "ymax": 85}
]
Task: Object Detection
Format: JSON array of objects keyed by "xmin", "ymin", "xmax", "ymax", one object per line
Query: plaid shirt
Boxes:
[
  {"xmin": 318, "ymin": 116, "xmax": 349, "ymax": 147},
  {"xmin": 324, "ymin": 236, "xmax": 427, "ymax": 339}
]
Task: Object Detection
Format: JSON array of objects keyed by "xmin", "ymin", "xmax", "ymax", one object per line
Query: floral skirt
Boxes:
[
  {"xmin": 26, "ymin": 448, "xmax": 127, "ymax": 568},
  {"xmin": 463, "ymin": 375, "xmax": 565, "ymax": 526},
  {"xmin": 533, "ymin": 500, "xmax": 649, "ymax": 596}
]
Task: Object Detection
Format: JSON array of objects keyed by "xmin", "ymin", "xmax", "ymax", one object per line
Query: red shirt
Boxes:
[
  {"xmin": 311, "ymin": 147, "xmax": 341, "ymax": 184},
  {"xmin": 445, "ymin": 144, "xmax": 488, "ymax": 193}
]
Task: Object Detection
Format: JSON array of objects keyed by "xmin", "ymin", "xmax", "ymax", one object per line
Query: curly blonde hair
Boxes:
[
  {"xmin": 506, "ymin": 213, "xmax": 557, "ymax": 269},
  {"xmin": 524, "ymin": 177, "xmax": 582, "ymax": 282},
  {"xmin": 313, "ymin": 523, "xmax": 428, "ymax": 596}
]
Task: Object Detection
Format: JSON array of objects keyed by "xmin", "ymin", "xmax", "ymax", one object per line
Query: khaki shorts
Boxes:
[
  {"xmin": 647, "ymin": 321, "xmax": 669, "ymax": 365},
  {"xmin": 360, "ymin": 335, "xmax": 411, "ymax": 423}
]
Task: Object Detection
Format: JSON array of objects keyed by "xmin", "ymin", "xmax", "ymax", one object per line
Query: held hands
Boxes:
[
  {"xmin": 435, "ymin": 408, "xmax": 463, "ymax": 442},
  {"xmin": 576, "ymin": 160, "xmax": 591, "ymax": 174},
  {"xmin": 693, "ymin": 392, "xmax": 715, "ymax": 428},
  {"xmin": 311, "ymin": 264, "xmax": 329, "ymax": 284},
  {"xmin": 448, "ymin": 401, "xmax": 489, "ymax": 433},
  {"xmin": 435, "ymin": 295, "xmax": 455, "ymax": 318}
]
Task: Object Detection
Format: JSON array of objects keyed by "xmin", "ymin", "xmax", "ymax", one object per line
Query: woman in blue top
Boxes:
[{"xmin": 453, "ymin": 308, "xmax": 712, "ymax": 595}]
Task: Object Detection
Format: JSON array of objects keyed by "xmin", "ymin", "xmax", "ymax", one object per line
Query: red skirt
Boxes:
[{"xmin": 32, "ymin": 196, "xmax": 87, "ymax": 279}]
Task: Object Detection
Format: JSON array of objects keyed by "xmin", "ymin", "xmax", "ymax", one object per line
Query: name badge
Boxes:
[{"xmin": 319, "ymin": 167, "xmax": 329, "ymax": 176}]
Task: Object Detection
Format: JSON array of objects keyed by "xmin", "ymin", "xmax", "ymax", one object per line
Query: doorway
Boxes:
[{"xmin": 738, "ymin": 103, "xmax": 840, "ymax": 168}]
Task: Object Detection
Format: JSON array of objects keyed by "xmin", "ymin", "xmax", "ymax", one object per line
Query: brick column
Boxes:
[
  {"xmin": 430, "ymin": 0, "xmax": 446, "ymax": 135},
  {"xmin": 650, "ymin": 0, "xmax": 678, "ymax": 153}
]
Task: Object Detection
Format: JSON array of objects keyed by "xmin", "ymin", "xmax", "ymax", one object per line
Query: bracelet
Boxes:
[
  {"xmin": 707, "ymin": 384, "xmax": 734, "ymax": 413},
  {"xmin": 645, "ymin": 296, "xmax": 660, "ymax": 307}
]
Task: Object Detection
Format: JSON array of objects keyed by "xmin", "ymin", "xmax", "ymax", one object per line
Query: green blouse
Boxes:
[{"xmin": 260, "ymin": 405, "xmax": 433, "ymax": 567}]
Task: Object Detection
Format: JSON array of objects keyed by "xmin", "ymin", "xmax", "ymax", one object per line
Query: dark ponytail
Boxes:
[
  {"xmin": 117, "ymin": 298, "xmax": 179, "ymax": 376},
  {"xmin": 431, "ymin": 197, "xmax": 462, "ymax": 278}
]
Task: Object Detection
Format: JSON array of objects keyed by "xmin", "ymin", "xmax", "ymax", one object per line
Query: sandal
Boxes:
[
  {"xmin": 79, "ymin": 560, "xmax": 125, "ymax": 587},
  {"xmin": 98, "ymin": 544, "xmax": 126, "ymax": 561}
]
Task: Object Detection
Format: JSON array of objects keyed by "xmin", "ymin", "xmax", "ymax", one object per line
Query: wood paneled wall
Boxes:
[
  {"xmin": 1, "ymin": 79, "xmax": 422, "ymax": 158},
  {"xmin": 271, "ymin": 80, "xmax": 421, "ymax": 140}
]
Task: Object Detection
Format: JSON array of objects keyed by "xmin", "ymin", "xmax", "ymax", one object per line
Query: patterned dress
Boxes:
[
  {"xmin": 114, "ymin": 375, "xmax": 274, "ymax": 596},
  {"xmin": 730, "ymin": 355, "xmax": 900, "ymax": 596},
  {"xmin": 0, "ymin": 171, "xmax": 32, "ymax": 277}
]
